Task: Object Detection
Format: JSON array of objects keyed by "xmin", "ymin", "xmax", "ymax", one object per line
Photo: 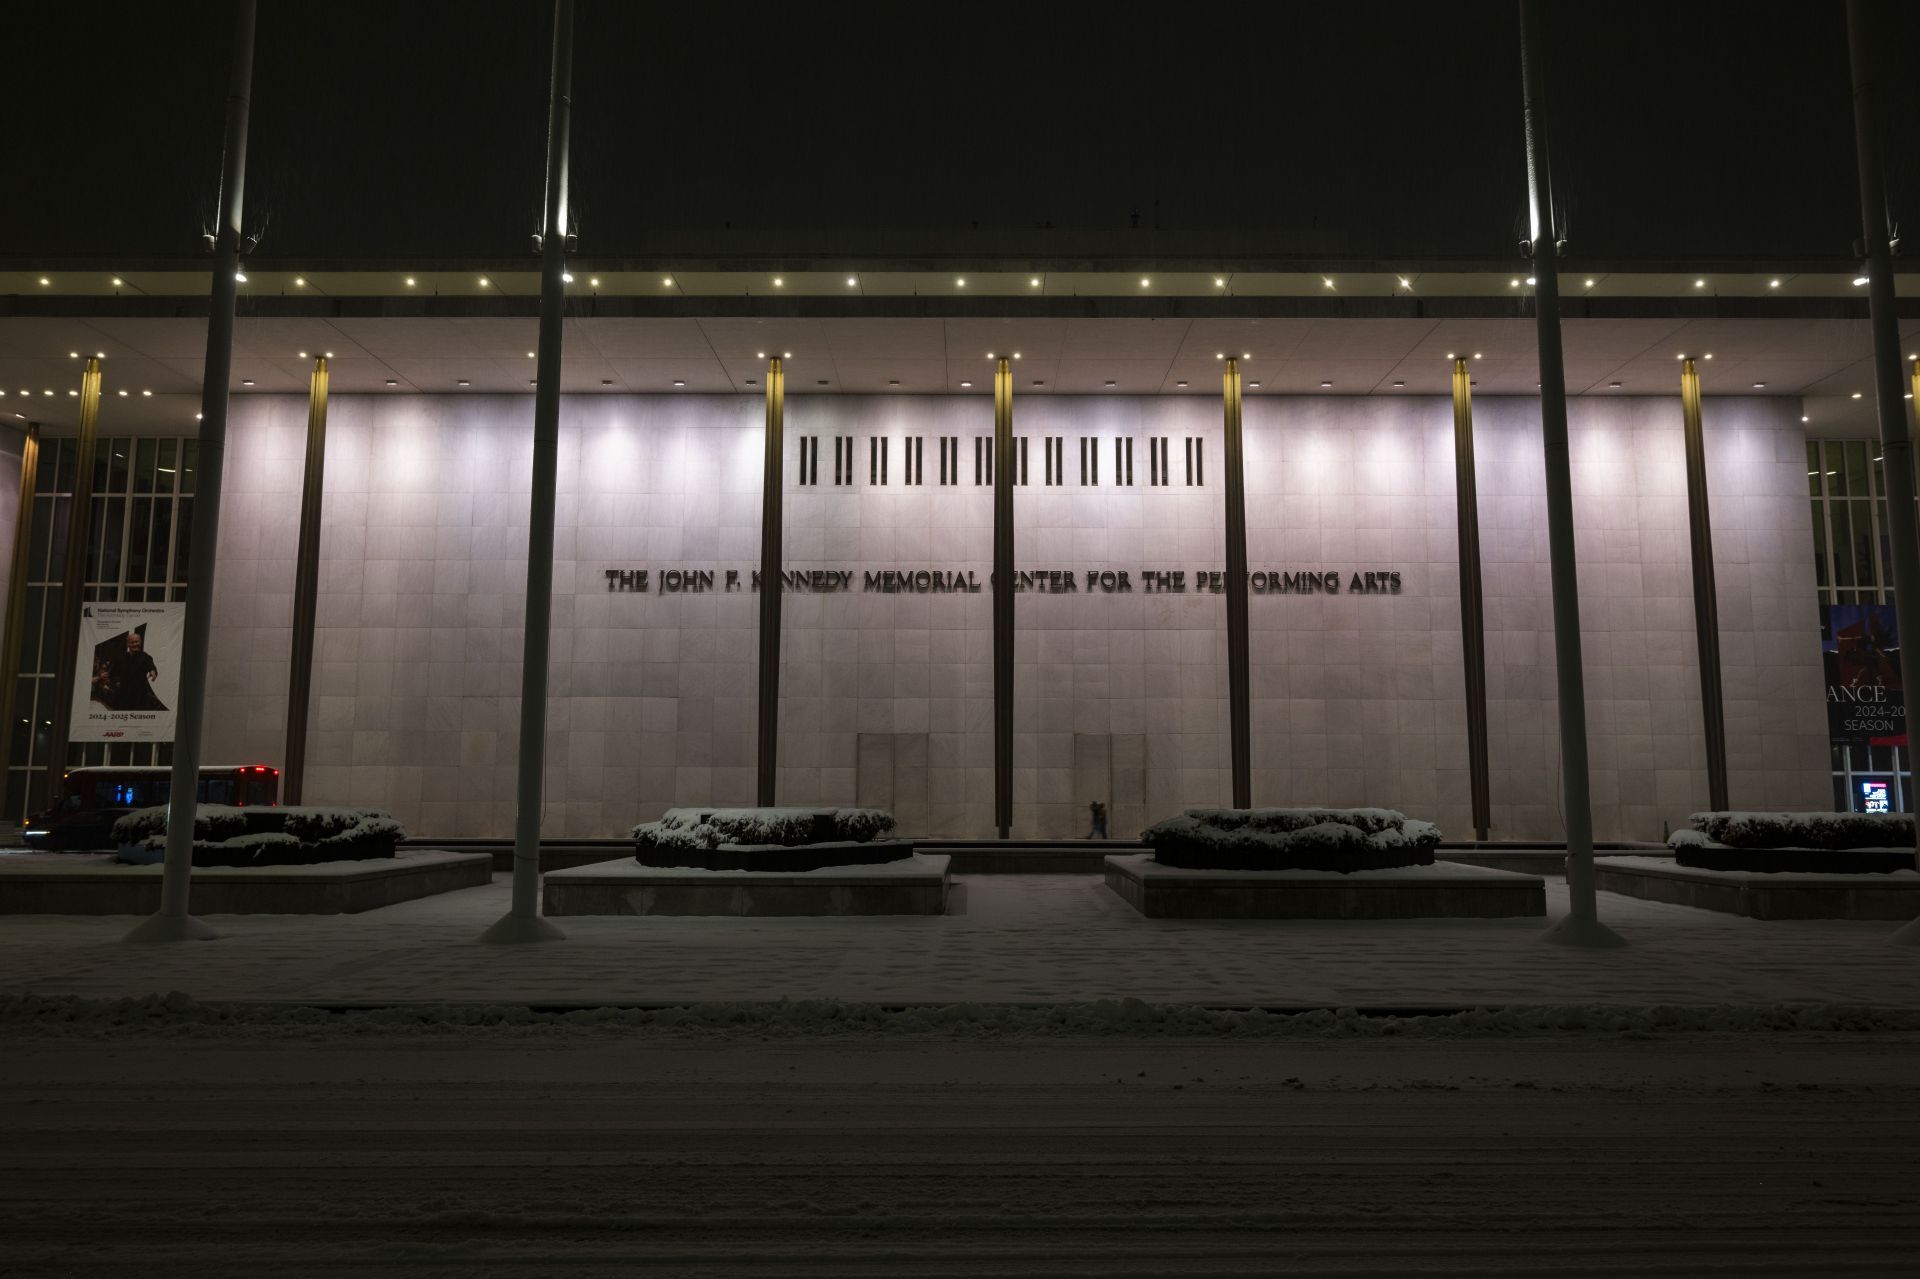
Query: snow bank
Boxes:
[
  {"xmin": 3, "ymin": 992, "xmax": 1913, "ymax": 1041},
  {"xmin": 1144, "ymin": 808, "xmax": 1442, "ymax": 871}
]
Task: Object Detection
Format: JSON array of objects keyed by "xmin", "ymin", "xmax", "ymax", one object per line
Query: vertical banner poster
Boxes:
[
  {"xmin": 69, "ymin": 602, "xmax": 186, "ymax": 743},
  {"xmin": 1821, "ymin": 602, "xmax": 1906, "ymax": 746}
]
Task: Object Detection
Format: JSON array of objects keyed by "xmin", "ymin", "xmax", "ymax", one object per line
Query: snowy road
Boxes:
[{"xmin": 3, "ymin": 1029, "xmax": 1916, "ymax": 1277}]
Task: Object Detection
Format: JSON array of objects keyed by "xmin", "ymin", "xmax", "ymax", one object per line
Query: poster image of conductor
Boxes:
[
  {"xmin": 69, "ymin": 603, "xmax": 184, "ymax": 742},
  {"xmin": 1821, "ymin": 602, "xmax": 1905, "ymax": 746}
]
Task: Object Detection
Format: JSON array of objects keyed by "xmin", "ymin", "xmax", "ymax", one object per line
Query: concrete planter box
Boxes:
[
  {"xmin": 1596, "ymin": 855, "xmax": 1920, "ymax": 920},
  {"xmin": 0, "ymin": 849, "xmax": 492, "ymax": 915},
  {"xmin": 1103, "ymin": 854, "xmax": 1545, "ymax": 919},
  {"xmin": 543, "ymin": 853, "xmax": 951, "ymax": 916}
]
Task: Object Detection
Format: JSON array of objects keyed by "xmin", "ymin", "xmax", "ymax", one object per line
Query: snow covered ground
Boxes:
[
  {"xmin": 2, "ymin": 871, "xmax": 1917, "ymax": 1008},
  {"xmin": 0, "ymin": 1027, "xmax": 1915, "ymax": 1276}
]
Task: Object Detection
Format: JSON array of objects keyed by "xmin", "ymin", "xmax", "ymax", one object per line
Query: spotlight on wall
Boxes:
[
  {"xmin": 117, "ymin": 389, "xmax": 127, "ymax": 397},
  {"xmin": 111, "ymin": 277, "xmax": 123, "ymax": 287},
  {"xmin": 1853, "ymin": 276, "xmax": 1869, "ymax": 286},
  {"xmin": 405, "ymin": 276, "xmax": 416, "ymax": 286},
  {"xmin": 956, "ymin": 277, "xmax": 966, "ymax": 287},
  {"xmin": 1852, "ymin": 392, "xmax": 1864, "ymax": 399},
  {"xmin": 588, "ymin": 277, "xmax": 600, "ymax": 287},
  {"xmin": 39, "ymin": 277, "xmax": 50, "ymax": 286},
  {"xmin": 773, "ymin": 276, "xmax": 783, "ymax": 286},
  {"xmin": 663, "ymin": 277, "xmax": 674, "ymax": 287},
  {"xmin": 1584, "ymin": 278, "xmax": 1595, "ymax": 287},
  {"xmin": 1214, "ymin": 277, "xmax": 1225, "ymax": 287},
  {"xmin": 846, "ymin": 277, "xmax": 857, "ymax": 286},
  {"xmin": 1769, "ymin": 279, "xmax": 1781, "ymax": 288},
  {"xmin": 478, "ymin": 277, "xmax": 490, "ymax": 287},
  {"xmin": 141, "ymin": 389, "xmax": 152, "ymax": 397},
  {"xmin": 234, "ymin": 270, "xmax": 248, "ymax": 282},
  {"xmin": 1509, "ymin": 279, "xmax": 1519, "ymax": 288},
  {"xmin": 1139, "ymin": 277, "xmax": 1150, "ymax": 287},
  {"xmin": 1694, "ymin": 279, "xmax": 1706, "ymax": 288},
  {"xmin": 295, "ymin": 277, "xmax": 306, "ymax": 286},
  {"xmin": 1030, "ymin": 277, "xmax": 1041, "ymax": 287}
]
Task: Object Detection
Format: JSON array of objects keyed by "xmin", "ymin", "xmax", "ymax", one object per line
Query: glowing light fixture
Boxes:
[
  {"xmin": 38, "ymin": 277, "xmax": 50, "ymax": 286},
  {"xmin": 1525, "ymin": 276, "xmax": 1536, "ymax": 285},
  {"xmin": 588, "ymin": 277, "xmax": 600, "ymax": 287},
  {"xmin": 234, "ymin": 270, "xmax": 247, "ymax": 282},
  {"xmin": 1030, "ymin": 277, "xmax": 1041, "ymax": 287},
  {"xmin": 405, "ymin": 276, "xmax": 416, "ymax": 286},
  {"xmin": 1852, "ymin": 391, "xmax": 1864, "ymax": 399},
  {"xmin": 1694, "ymin": 279, "xmax": 1706, "ymax": 288},
  {"xmin": 1322, "ymin": 277, "xmax": 1334, "ymax": 289},
  {"xmin": 672, "ymin": 380, "xmax": 686, "ymax": 387},
  {"xmin": 960, "ymin": 380, "xmax": 973, "ymax": 388},
  {"xmin": 117, "ymin": 389, "xmax": 127, "ymax": 397},
  {"xmin": 295, "ymin": 277, "xmax": 306, "ymax": 286},
  {"xmin": 956, "ymin": 277, "xmax": 966, "ymax": 287},
  {"xmin": 1584, "ymin": 278, "xmax": 1595, "ymax": 287},
  {"xmin": 560, "ymin": 272, "xmax": 573, "ymax": 283},
  {"xmin": 1769, "ymin": 279, "xmax": 1781, "ymax": 288},
  {"xmin": 846, "ymin": 276, "xmax": 857, "ymax": 286},
  {"xmin": 773, "ymin": 276, "xmax": 783, "ymax": 286},
  {"xmin": 111, "ymin": 277, "xmax": 123, "ymax": 287},
  {"xmin": 240, "ymin": 379, "xmax": 255, "ymax": 386},
  {"xmin": 1854, "ymin": 276, "xmax": 1869, "ymax": 286},
  {"xmin": 1139, "ymin": 277, "xmax": 1150, "ymax": 287},
  {"xmin": 141, "ymin": 389, "xmax": 152, "ymax": 397},
  {"xmin": 478, "ymin": 277, "xmax": 490, "ymax": 287}
]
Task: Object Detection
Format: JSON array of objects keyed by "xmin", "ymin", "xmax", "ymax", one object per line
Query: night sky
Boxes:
[{"xmin": 5, "ymin": 0, "xmax": 1916, "ymax": 266}]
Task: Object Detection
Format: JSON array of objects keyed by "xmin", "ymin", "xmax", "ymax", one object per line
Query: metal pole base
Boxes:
[
  {"xmin": 122, "ymin": 913, "xmax": 220, "ymax": 944},
  {"xmin": 1540, "ymin": 913, "xmax": 1628, "ymax": 949},
  {"xmin": 1888, "ymin": 915, "xmax": 1920, "ymax": 947},
  {"xmin": 477, "ymin": 912, "xmax": 567, "ymax": 945}
]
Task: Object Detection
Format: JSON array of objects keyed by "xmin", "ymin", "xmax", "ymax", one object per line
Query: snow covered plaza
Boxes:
[{"xmin": 9, "ymin": 0, "xmax": 1920, "ymax": 1274}]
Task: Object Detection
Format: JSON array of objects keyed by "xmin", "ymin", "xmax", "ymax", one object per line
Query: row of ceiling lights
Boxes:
[{"xmin": 34, "ymin": 271, "xmax": 1897, "ymax": 292}]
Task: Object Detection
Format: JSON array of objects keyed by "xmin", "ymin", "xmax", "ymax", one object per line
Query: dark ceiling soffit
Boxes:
[
  {"xmin": 1, "ymin": 296, "xmax": 1914, "ymax": 323},
  {"xmin": 2, "ymin": 256, "xmax": 1909, "ymax": 277}
]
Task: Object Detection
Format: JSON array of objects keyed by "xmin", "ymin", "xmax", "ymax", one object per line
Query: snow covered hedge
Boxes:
[
  {"xmin": 1143, "ymin": 808, "xmax": 1442, "ymax": 872},
  {"xmin": 1668, "ymin": 812, "xmax": 1915, "ymax": 873},
  {"xmin": 1676, "ymin": 811, "xmax": 1911, "ymax": 850},
  {"xmin": 632, "ymin": 807, "xmax": 905, "ymax": 871},
  {"xmin": 111, "ymin": 805, "xmax": 407, "ymax": 868}
]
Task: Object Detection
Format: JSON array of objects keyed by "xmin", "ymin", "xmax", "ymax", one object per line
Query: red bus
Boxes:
[{"xmin": 22, "ymin": 765, "xmax": 280, "ymax": 851}]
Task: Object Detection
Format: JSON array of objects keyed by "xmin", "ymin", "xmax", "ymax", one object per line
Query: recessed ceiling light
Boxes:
[
  {"xmin": 1320, "ymin": 380, "xmax": 1333, "ymax": 388},
  {"xmin": 1105, "ymin": 380, "xmax": 1117, "ymax": 387},
  {"xmin": 1012, "ymin": 352, "xmax": 1021, "ymax": 360},
  {"xmin": 1473, "ymin": 353, "xmax": 1483, "ymax": 360},
  {"xmin": 1214, "ymin": 277, "xmax": 1225, "ymax": 287},
  {"xmin": 960, "ymin": 380, "xmax": 973, "ymax": 388},
  {"xmin": 1608, "ymin": 381, "xmax": 1622, "ymax": 388},
  {"xmin": 1703, "ymin": 353, "xmax": 1713, "ymax": 359},
  {"xmin": 1139, "ymin": 277, "xmax": 1150, "ymax": 287},
  {"xmin": 41, "ymin": 390, "xmax": 52, "ymax": 396},
  {"xmin": 478, "ymin": 277, "xmax": 490, "ymax": 287},
  {"xmin": 1446, "ymin": 352, "xmax": 1456, "ymax": 359},
  {"xmin": 1584, "ymin": 278, "xmax": 1595, "ymax": 288},
  {"xmin": 385, "ymin": 379, "xmax": 398, "ymax": 387},
  {"xmin": 672, "ymin": 380, "xmax": 686, "ymax": 387},
  {"xmin": 141, "ymin": 389, "xmax": 151, "ymax": 397},
  {"xmin": 298, "ymin": 351, "xmax": 309, "ymax": 359},
  {"xmin": 1392, "ymin": 380, "xmax": 1405, "ymax": 388},
  {"xmin": 1677, "ymin": 353, "xmax": 1687, "ymax": 359},
  {"xmin": 846, "ymin": 276, "xmax": 857, "ymax": 286},
  {"xmin": 1398, "ymin": 277, "xmax": 1411, "ymax": 289},
  {"xmin": 956, "ymin": 277, "xmax": 966, "ymax": 287},
  {"xmin": 773, "ymin": 276, "xmax": 783, "ymax": 286},
  {"xmin": 663, "ymin": 277, "xmax": 673, "ymax": 287},
  {"xmin": 1852, "ymin": 392, "xmax": 1863, "ymax": 399},
  {"xmin": 240, "ymin": 379, "xmax": 254, "ymax": 387},
  {"xmin": 1215, "ymin": 352, "xmax": 1225, "ymax": 360},
  {"xmin": 195, "ymin": 412, "xmax": 202, "ymax": 420},
  {"xmin": 68, "ymin": 351, "xmax": 78, "ymax": 358},
  {"xmin": 1176, "ymin": 380, "xmax": 1189, "ymax": 387},
  {"xmin": 756, "ymin": 351, "xmax": 766, "ymax": 359},
  {"xmin": 1753, "ymin": 381, "xmax": 1767, "ymax": 388},
  {"xmin": 782, "ymin": 351, "xmax": 791, "ymax": 359},
  {"xmin": 457, "ymin": 379, "xmax": 470, "ymax": 387},
  {"xmin": 527, "ymin": 351, "xmax": 536, "ymax": 358},
  {"xmin": 1249, "ymin": 381, "xmax": 1262, "ymax": 388},
  {"xmin": 1853, "ymin": 276, "xmax": 1869, "ymax": 286},
  {"xmin": 117, "ymin": 389, "xmax": 127, "ymax": 397},
  {"xmin": 1030, "ymin": 277, "xmax": 1041, "ymax": 287}
]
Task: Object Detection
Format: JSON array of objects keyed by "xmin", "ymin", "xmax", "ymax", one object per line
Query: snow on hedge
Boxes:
[
  {"xmin": 110, "ymin": 805, "xmax": 406, "ymax": 865},
  {"xmin": 633, "ymin": 807, "xmax": 895, "ymax": 851},
  {"xmin": 1674, "ymin": 811, "xmax": 1914, "ymax": 851},
  {"xmin": 1144, "ymin": 808, "xmax": 1442, "ymax": 870}
]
